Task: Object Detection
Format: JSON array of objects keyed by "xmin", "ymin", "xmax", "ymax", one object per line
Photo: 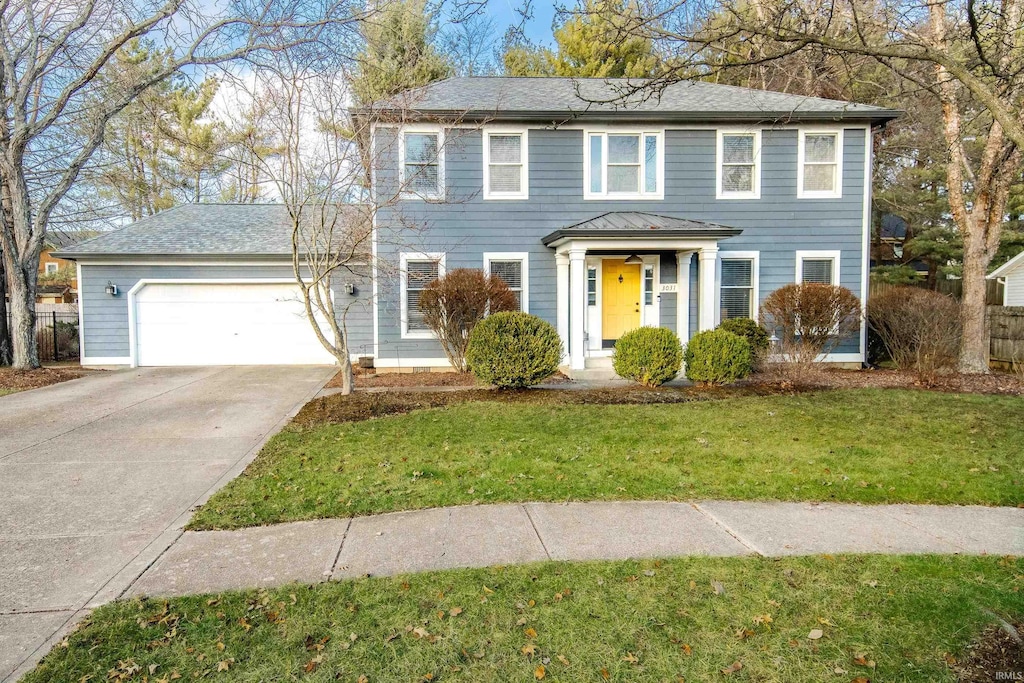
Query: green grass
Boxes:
[
  {"xmin": 0, "ymin": 388, "xmax": 15, "ymax": 397},
  {"xmin": 25, "ymin": 555, "xmax": 1023, "ymax": 682},
  {"xmin": 190, "ymin": 389, "xmax": 1024, "ymax": 530}
]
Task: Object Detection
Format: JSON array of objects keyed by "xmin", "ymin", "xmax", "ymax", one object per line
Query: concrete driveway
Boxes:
[{"xmin": 0, "ymin": 365, "xmax": 334, "ymax": 682}]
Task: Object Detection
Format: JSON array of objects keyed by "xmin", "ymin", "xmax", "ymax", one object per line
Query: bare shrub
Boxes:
[
  {"xmin": 419, "ymin": 268, "xmax": 518, "ymax": 371},
  {"xmin": 868, "ymin": 286, "xmax": 961, "ymax": 381},
  {"xmin": 761, "ymin": 283, "xmax": 862, "ymax": 365}
]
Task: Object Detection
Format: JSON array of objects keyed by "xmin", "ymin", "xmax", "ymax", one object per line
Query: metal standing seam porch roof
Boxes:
[
  {"xmin": 362, "ymin": 77, "xmax": 902, "ymax": 124},
  {"xmin": 541, "ymin": 212, "xmax": 743, "ymax": 246}
]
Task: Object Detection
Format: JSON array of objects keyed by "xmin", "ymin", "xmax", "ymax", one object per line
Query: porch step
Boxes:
[{"xmin": 563, "ymin": 356, "xmax": 625, "ymax": 382}]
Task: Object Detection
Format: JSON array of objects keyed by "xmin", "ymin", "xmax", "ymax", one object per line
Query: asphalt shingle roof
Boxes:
[
  {"xmin": 541, "ymin": 211, "xmax": 742, "ymax": 245},
  {"xmin": 53, "ymin": 204, "xmax": 371, "ymax": 258},
  {"xmin": 370, "ymin": 77, "xmax": 900, "ymax": 123}
]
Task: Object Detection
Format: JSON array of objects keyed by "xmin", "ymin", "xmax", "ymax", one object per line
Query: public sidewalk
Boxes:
[{"xmin": 126, "ymin": 500, "xmax": 1024, "ymax": 598}]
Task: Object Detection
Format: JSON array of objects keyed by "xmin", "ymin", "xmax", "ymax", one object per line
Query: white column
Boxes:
[
  {"xmin": 568, "ymin": 248, "xmax": 587, "ymax": 370},
  {"xmin": 698, "ymin": 246, "xmax": 718, "ymax": 331},
  {"xmin": 555, "ymin": 252, "xmax": 570, "ymax": 360},
  {"xmin": 676, "ymin": 251, "xmax": 693, "ymax": 343}
]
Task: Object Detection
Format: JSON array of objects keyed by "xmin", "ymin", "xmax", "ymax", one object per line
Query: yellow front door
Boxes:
[{"xmin": 601, "ymin": 260, "xmax": 641, "ymax": 342}]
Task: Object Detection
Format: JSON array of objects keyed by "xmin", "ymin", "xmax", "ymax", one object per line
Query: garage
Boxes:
[{"xmin": 133, "ymin": 282, "xmax": 337, "ymax": 366}]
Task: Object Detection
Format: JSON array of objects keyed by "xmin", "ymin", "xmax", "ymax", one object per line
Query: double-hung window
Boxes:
[
  {"xmin": 798, "ymin": 130, "xmax": 843, "ymax": 198},
  {"xmin": 401, "ymin": 128, "xmax": 443, "ymax": 199},
  {"xmin": 585, "ymin": 130, "xmax": 663, "ymax": 199},
  {"xmin": 796, "ymin": 250, "xmax": 840, "ymax": 285},
  {"xmin": 716, "ymin": 130, "xmax": 761, "ymax": 199},
  {"xmin": 720, "ymin": 256, "xmax": 757, "ymax": 320},
  {"xmin": 401, "ymin": 253, "xmax": 444, "ymax": 337},
  {"xmin": 483, "ymin": 130, "xmax": 528, "ymax": 199},
  {"xmin": 484, "ymin": 252, "xmax": 528, "ymax": 311},
  {"xmin": 45, "ymin": 262, "xmax": 59, "ymax": 275}
]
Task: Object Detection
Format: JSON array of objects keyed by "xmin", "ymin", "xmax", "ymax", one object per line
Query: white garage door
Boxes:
[{"xmin": 134, "ymin": 282, "xmax": 337, "ymax": 366}]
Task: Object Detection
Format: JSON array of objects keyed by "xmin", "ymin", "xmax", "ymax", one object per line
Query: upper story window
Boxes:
[
  {"xmin": 584, "ymin": 130, "xmax": 663, "ymax": 200},
  {"xmin": 797, "ymin": 130, "xmax": 843, "ymax": 199},
  {"xmin": 796, "ymin": 250, "xmax": 840, "ymax": 285},
  {"xmin": 716, "ymin": 130, "xmax": 761, "ymax": 199},
  {"xmin": 483, "ymin": 130, "xmax": 528, "ymax": 199},
  {"xmin": 400, "ymin": 127, "xmax": 444, "ymax": 200},
  {"xmin": 484, "ymin": 252, "xmax": 529, "ymax": 311},
  {"xmin": 45, "ymin": 262, "xmax": 59, "ymax": 274}
]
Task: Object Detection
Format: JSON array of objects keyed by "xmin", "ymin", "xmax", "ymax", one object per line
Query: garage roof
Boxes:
[{"xmin": 54, "ymin": 204, "xmax": 368, "ymax": 259}]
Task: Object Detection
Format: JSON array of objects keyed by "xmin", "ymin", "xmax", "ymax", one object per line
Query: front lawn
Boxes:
[
  {"xmin": 25, "ymin": 555, "xmax": 1023, "ymax": 682},
  {"xmin": 190, "ymin": 389, "xmax": 1024, "ymax": 531}
]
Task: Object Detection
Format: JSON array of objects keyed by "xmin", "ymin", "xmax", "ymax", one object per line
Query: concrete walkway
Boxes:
[
  {"xmin": 0, "ymin": 366, "xmax": 335, "ymax": 683},
  {"xmin": 126, "ymin": 500, "xmax": 1024, "ymax": 599}
]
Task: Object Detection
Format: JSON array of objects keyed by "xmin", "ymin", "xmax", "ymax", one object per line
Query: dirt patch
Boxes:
[
  {"xmin": 750, "ymin": 365, "xmax": 1024, "ymax": 396},
  {"xmin": 0, "ymin": 366, "xmax": 94, "ymax": 394},
  {"xmin": 953, "ymin": 622, "xmax": 1024, "ymax": 683},
  {"xmin": 294, "ymin": 383, "xmax": 797, "ymax": 428},
  {"xmin": 325, "ymin": 369, "xmax": 570, "ymax": 389}
]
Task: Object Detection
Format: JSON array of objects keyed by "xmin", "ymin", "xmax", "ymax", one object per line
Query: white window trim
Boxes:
[
  {"xmin": 399, "ymin": 125, "xmax": 445, "ymax": 201},
  {"xmin": 717, "ymin": 251, "xmax": 761, "ymax": 323},
  {"xmin": 795, "ymin": 250, "xmax": 841, "ymax": 285},
  {"xmin": 583, "ymin": 128, "xmax": 665, "ymax": 200},
  {"xmin": 797, "ymin": 128, "xmax": 843, "ymax": 199},
  {"xmin": 483, "ymin": 251, "xmax": 529, "ymax": 312},
  {"xmin": 482, "ymin": 128, "xmax": 529, "ymax": 200},
  {"xmin": 45, "ymin": 262, "xmax": 59, "ymax": 274},
  {"xmin": 400, "ymin": 251, "xmax": 446, "ymax": 339},
  {"xmin": 716, "ymin": 129, "xmax": 762, "ymax": 200}
]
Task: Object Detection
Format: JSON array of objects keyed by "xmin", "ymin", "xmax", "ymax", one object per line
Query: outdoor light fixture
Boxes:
[
  {"xmin": 623, "ymin": 254, "xmax": 643, "ymax": 264},
  {"xmin": 104, "ymin": 281, "xmax": 118, "ymax": 296},
  {"xmin": 344, "ymin": 282, "xmax": 356, "ymax": 295},
  {"xmin": 618, "ymin": 274, "xmax": 624, "ymax": 283}
]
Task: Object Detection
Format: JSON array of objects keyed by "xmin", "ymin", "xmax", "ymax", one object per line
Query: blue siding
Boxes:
[
  {"xmin": 78, "ymin": 264, "xmax": 372, "ymax": 360},
  {"xmin": 375, "ymin": 126, "xmax": 868, "ymax": 359}
]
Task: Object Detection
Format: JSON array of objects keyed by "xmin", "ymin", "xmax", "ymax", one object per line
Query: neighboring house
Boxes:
[
  {"xmin": 56, "ymin": 77, "xmax": 898, "ymax": 370},
  {"xmin": 988, "ymin": 251, "xmax": 1024, "ymax": 306},
  {"xmin": 36, "ymin": 231, "xmax": 92, "ymax": 303}
]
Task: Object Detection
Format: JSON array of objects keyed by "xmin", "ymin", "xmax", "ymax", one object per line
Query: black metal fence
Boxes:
[{"xmin": 4, "ymin": 309, "xmax": 80, "ymax": 362}]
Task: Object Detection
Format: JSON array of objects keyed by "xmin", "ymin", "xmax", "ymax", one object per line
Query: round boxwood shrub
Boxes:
[
  {"xmin": 683, "ymin": 329, "xmax": 753, "ymax": 386},
  {"xmin": 716, "ymin": 317, "xmax": 770, "ymax": 354},
  {"xmin": 466, "ymin": 312, "xmax": 563, "ymax": 389},
  {"xmin": 612, "ymin": 326, "xmax": 683, "ymax": 387}
]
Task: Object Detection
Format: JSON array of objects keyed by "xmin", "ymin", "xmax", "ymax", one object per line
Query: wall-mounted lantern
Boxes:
[
  {"xmin": 344, "ymin": 282, "xmax": 357, "ymax": 295},
  {"xmin": 105, "ymin": 281, "xmax": 118, "ymax": 296}
]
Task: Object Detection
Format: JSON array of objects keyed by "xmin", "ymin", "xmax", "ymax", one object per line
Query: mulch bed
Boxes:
[
  {"xmin": 294, "ymin": 382, "xmax": 797, "ymax": 428},
  {"xmin": 748, "ymin": 365, "xmax": 1024, "ymax": 396},
  {"xmin": 325, "ymin": 368, "xmax": 570, "ymax": 389},
  {"xmin": 952, "ymin": 622, "xmax": 1023, "ymax": 683},
  {"xmin": 0, "ymin": 366, "xmax": 93, "ymax": 394}
]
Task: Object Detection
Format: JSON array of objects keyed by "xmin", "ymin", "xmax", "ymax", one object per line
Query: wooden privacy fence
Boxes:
[
  {"xmin": 869, "ymin": 278, "xmax": 1004, "ymax": 304},
  {"xmin": 989, "ymin": 306, "xmax": 1024, "ymax": 368}
]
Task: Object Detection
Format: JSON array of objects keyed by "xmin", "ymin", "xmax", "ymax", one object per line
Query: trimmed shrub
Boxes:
[
  {"xmin": 716, "ymin": 318, "xmax": 770, "ymax": 353},
  {"xmin": 868, "ymin": 286, "xmax": 960, "ymax": 379},
  {"xmin": 760, "ymin": 283, "xmax": 862, "ymax": 364},
  {"xmin": 466, "ymin": 312, "xmax": 562, "ymax": 388},
  {"xmin": 419, "ymin": 268, "xmax": 519, "ymax": 371},
  {"xmin": 612, "ymin": 326, "xmax": 683, "ymax": 387},
  {"xmin": 683, "ymin": 329, "xmax": 753, "ymax": 386}
]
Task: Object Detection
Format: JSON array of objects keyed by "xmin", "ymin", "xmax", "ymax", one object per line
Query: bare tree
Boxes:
[
  {"xmin": 606, "ymin": 0, "xmax": 1023, "ymax": 372},
  {"xmin": 232, "ymin": 57, "xmax": 477, "ymax": 394},
  {"xmin": 0, "ymin": 0, "xmax": 369, "ymax": 369}
]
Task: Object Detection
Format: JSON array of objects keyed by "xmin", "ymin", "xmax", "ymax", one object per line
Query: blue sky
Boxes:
[{"xmin": 485, "ymin": 0, "xmax": 557, "ymax": 46}]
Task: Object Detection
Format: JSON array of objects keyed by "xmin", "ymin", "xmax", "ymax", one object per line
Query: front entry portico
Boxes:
[{"xmin": 543, "ymin": 212, "xmax": 743, "ymax": 371}]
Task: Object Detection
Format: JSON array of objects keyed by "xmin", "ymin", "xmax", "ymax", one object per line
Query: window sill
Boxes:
[
  {"xmin": 483, "ymin": 192, "xmax": 530, "ymax": 201},
  {"xmin": 796, "ymin": 191, "xmax": 843, "ymax": 200},
  {"xmin": 716, "ymin": 192, "xmax": 761, "ymax": 200},
  {"xmin": 583, "ymin": 192, "xmax": 664, "ymax": 201},
  {"xmin": 400, "ymin": 191, "xmax": 445, "ymax": 202}
]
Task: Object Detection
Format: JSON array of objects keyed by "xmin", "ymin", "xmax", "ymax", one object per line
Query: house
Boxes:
[
  {"xmin": 55, "ymin": 77, "xmax": 898, "ymax": 370},
  {"xmin": 988, "ymin": 251, "xmax": 1024, "ymax": 306},
  {"xmin": 35, "ymin": 231, "xmax": 91, "ymax": 303}
]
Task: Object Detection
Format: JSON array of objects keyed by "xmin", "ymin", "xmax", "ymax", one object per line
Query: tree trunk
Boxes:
[
  {"xmin": 0, "ymin": 252, "xmax": 11, "ymax": 366},
  {"xmin": 958, "ymin": 220, "xmax": 991, "ymax": 373},
  {"xmin": 336, "ymin": 353, "xmax": 354, "ymax": 394},
  {"xmin": 7, "ymin": 258, "xmax": 39, "ymax": 369}
]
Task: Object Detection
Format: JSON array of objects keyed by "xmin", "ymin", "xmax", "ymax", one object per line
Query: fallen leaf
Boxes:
[
  {"xmin": 556, "ymin": 654, "xmax": 570, "ymax": 666},
  {"xmin": 524, "ymin": 627, "xmax": 538, "ymax": 639},
  {"xmin": 449, "ymin": 607, "xmax": 463, "ymax": 617},
  {"xmin": 216, "ymin": 660, "xmax": 232, "ymax": 672},
  {"xmin": 358, "ymin": 676, "xmax": 369, "ymax": 683},
  {"xmin": 534, "ymin": 664, "xmax": 546, "ymax": 679},
  {"xmin": 712, "ymin": 580, "xmax": 726, "ymax": 595},
  {"xmin": 680, "ymin": 643, "xmax": 692, "ymax": 656},
  {"xmin": 808, "ymin": 629, "xmax": 824, "ymax": 640},
  {"xmin": 853, "ymin": 654, "xmax": 876, "ymax": 669},
  {"xmin": 521, "ymin": 643, "xmax": 538, "ymax": 657},
  {"xmin": 622, "ymin": 652, "xmax": 640, "ymax": 664},
  {"xmin": 600, "ymin": 668, "xmax": 610, "ymax": 680},
  {"xmin": 721, "ymin": 661, "xmax": 743, "ymax": 675},
  {"xmin": 851, "ymin": 678, "xmax": 870, "ymax": 683}
]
